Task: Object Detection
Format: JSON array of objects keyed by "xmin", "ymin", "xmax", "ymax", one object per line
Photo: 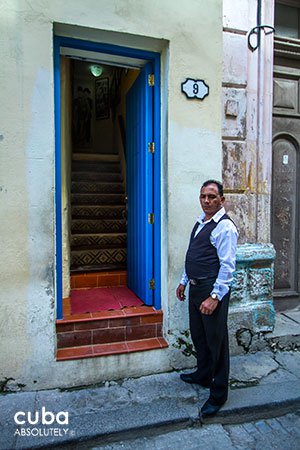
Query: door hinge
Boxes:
[
  {"xmin": 148, "ymin": 213, "xmax": 154, "ymax": 224},
  {"xmin": 148, "ymin": 74, "xmax": 155, "ymax": 87},
  {"xmin": 149, "ymin": 278, "xmax": 155, "ymax": 290},
  {"xmin": 148, "ymin": 142, "xmax": 155, "ymax": 154}
]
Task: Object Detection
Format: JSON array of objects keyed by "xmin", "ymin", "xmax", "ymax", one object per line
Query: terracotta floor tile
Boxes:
[
  {"xmin": 119, "ymin": 274, "xmax": 127, "ymax": 285},
  {"xmin": 123, "ymin": 306, "xmax": 155, "ymax": 316},
  {"xmin": 109, "ymin": 315, "xmax": 141, "ymax": 328},
  {"xmin": 92, "ymin": 327, "xmax": 125, "ymax": 345},
  {"xmin": 74, "ymin": 319, "xmax": 109, "ymax": 331},
  {"xmin": 126, "ymin": 338, "xmax": 161, "ymax": 351},
  {"xmin": 140, "ymin": 313, "xmax": 162, "ymax": 324},
  {"xmin": 56, "ymin": 323, "xmax": 74, "ymax": 332},
  {"xmin": 74, "ymin": 275, "xmax": 98, "ymax": 289},
  {"xmin": 158, "ymin": 337, "xmax": 169, "ymax": 348},
  {"xmin": 56, "ymin": 345, "xmax": 93, "ymax": 360},
  {"xmin": 126, "ymin": 324, "xmax": 157, "ymax": 341},
  {"xmin": 93, "ymin": 342, "xmax": 128, "ymax": 355},
  {"xmin": 57, "ymin": 330, "xmax": 92, "ymax": 348},
  {"xmin": 64, "ymin": 312, "xmax": 92, "ymax": 321},
  {"xmin": 97, "ymin": 273, "xmax": 120, "ymax": 287},
  {"xmin": 91, "ymin": 310, "xmax": 126, "ymax": 319},
  {"xmin": 108, "ymin": 317, "xmax": 127, "ymax": 328},
  {"xmin": 156, "ymin": 323, "xmax": 163, "ymax": 336}
]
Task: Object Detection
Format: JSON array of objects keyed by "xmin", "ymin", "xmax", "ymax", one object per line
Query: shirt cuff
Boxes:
[
  {"xmin": 180, "ymin": 272, "xmax": 189, "ymax": 286},
  {"xmin": 211, "ymin": 283, "xmax": 229, "ymax": 301}
]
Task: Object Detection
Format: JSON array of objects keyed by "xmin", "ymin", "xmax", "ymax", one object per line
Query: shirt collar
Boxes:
[{"xmin": 197, "ymin": 206, "xmax": 226, "ymax": 224}]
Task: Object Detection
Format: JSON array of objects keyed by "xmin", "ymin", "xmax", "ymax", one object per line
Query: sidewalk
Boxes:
[{"xmin": 1, "ymin": 350, "xmax": 300, "ymax": 450}]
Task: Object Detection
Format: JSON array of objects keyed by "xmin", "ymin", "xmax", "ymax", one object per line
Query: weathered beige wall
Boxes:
[
  {"xmin": 0, "ymin": 0, "xmax": 222, "ymax": 390},
  {"xmin": 222, "ymin": 0, "xmax": 274, "ymax": 243}
]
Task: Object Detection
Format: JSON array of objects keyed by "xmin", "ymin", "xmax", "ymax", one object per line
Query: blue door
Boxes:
[{"xmin": 126, "ymin": 63, "xmax": 154, "ymax": 305}]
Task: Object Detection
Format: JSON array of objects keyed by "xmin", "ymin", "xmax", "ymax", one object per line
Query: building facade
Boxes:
[{"xmin": 0, "ymin": 0, "xmax": 298, "ymax": 391}]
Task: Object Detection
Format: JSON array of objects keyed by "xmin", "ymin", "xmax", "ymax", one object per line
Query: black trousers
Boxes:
[{"xmin": 188, "ymin": 278, "xmax": 230, "ymax": 405}]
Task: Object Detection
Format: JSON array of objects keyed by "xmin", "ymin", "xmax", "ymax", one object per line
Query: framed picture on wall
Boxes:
[{"xmin": 95, "ymin": 77, "xmax": 110, "ymax": 120}]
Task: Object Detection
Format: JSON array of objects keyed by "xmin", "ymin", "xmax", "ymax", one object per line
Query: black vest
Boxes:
[{"xmin": 185, "ymin": 213, "xmax": 231, "ymax": 279}]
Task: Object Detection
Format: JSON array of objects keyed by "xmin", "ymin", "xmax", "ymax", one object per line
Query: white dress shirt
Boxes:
[{"xmin": 180, "ymin": 207, "xmax": 238, "ymax": 300}]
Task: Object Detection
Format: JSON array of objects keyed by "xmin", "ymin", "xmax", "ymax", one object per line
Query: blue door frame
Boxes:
[{"xmin": 54, "ymin": 36, "xmax": 161, "ymax": 319}]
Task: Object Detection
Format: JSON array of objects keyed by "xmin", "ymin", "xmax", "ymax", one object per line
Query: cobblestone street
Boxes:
[{"xmin": 88, "ymin": 411, "xmax": 300, "ymax": 450}]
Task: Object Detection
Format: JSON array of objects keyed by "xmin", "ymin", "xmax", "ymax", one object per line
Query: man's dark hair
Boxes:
[{"xmin": 201, "ymin": 179, "xmax": 224, "ymax": 196}]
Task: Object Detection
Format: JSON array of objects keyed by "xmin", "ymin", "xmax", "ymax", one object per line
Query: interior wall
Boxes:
[
  {"xmin": 72, "ymin": 60, "xmax": 115, "ymax": 154},
  {"xmin": 114, "ymin": 68, "xmax": 140, "ymax": 186},
  {"xmin": 61, "ymin": 57, "xmax": 72, "ymax": 298}
]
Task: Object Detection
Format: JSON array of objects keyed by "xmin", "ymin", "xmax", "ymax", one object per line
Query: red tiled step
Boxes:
[
  {"xmin": 70, "ymin": 270, "xmax": 127, "ymax": 289},
  {"xmin": 56, "ymin": 337, "xmax": 168, "ymax": 361},
  {"xmin": 57, "ymin": 310, "xmax": 163, "ymax": 348}
]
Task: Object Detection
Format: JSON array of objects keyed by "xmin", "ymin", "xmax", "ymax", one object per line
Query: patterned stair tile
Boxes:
[
  {"xmin": 71, "ymin": 233, "xmax": 126, "ymax": 249},
  {"xmin": 72, "ymin": 172, "xmax": 122, "ymax": 182},
  {"xmin": 71, "ymin": 247, "xmax": 126, "ymax": 268},
  {"xmin": 72, "ymin": 193, "xmax": 125, "ymax": 205},
  {"xmin": 72, "ymin": 161, "xmax": 120, "ymax": 173},
  {"xmin": 72, "ymin": 205, "xmax": 125, "ymax": 220},
  {"xmin": 71, "ymin": 219, "xmax": 126, "ymax": 234},
  {"xmin": 71, "ymin": 181, "xmax": 124, "ymax": 194}
]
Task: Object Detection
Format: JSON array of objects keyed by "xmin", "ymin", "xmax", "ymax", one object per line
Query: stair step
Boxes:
[
  {"xmin": 71, "ymin": 263, "xmax": 127, "ymax": 273},
  {"xmin": 56, "ymin": 338, "xmax": 168, "ymax": 360},
  {"xmin": 71, "ymin": 233, "xmax": 126, "ymax": 249},
  {"xmin": 72, "ymin": 193, "xmax": 126, "ymax": 205},
  {"xmin": 56, "ymin": 299, "xmax": 168, "ymax": 360},
  {"xmin": 70, "ymin": 270, "xmax": 127, "ymax": 289},
  {"xmin": 72, "ymin": 161, "xmax": 121, "ymax": 173},
  {"xmin": 72, "ymin": 205, "xmax": 125, "ymax": 220},
  {"xmin": 72, "ymin": 172, "xmax": 122, "ymax": 182},
  {"xmin": 71, "ymin": 181, "xmax": 124, "ymax": 194},
  {"xmin": 71, "ymin": 150, "xmax": 125, "ymax": 272},
  {"xmin": 71, "ymin": 219, "xmax": 126, "ymax": 234},
  {"xmin": 56, "ymin": 307, "xmax": 164, "ymax": 349},
  {"xmin": 71, "ymin": 247, "xmax": 126, "ymax": 268},
  {"xmin": 72, "ymin": 153, "xmax": 120, "ymax": 162}
]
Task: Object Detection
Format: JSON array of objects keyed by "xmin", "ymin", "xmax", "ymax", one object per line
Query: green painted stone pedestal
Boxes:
[{"xmin": 229, "ymin": 243, "xmax": 276, "ymax": 355}]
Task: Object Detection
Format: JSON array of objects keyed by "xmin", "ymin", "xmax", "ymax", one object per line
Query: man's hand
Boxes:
[
  {"xmin": 200, "ymin": 296, "xmax": 219, "ymax": 315},
  {"xmin": 176, "ymin": 284, "xmax": 186, "ymax": 301}
]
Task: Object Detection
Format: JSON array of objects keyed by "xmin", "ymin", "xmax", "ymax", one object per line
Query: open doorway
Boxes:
[
  {"xmin": 70, "ymin": 60, "xmax": 137, "ymax": 274},
  {"xmin": 68, "ymin": 59, "xmax": 144, "ymax": 315},
  {"xmin": 56, "ymin": 39, "xmax": 160, "ymax": 319},
  {"xmin": 55, "ymin": 37, "xmax": 165, "ymax": 359}
]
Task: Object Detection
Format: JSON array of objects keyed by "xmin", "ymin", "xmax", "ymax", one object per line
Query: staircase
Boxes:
[{"xmin": 71, "ymin": 153, "xmax": 127, "ymax": 273}]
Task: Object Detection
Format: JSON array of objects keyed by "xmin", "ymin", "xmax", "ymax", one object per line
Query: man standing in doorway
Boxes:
[{"xmin": 176, "ymin": 180, "xmax": 238, "ymax": 418}]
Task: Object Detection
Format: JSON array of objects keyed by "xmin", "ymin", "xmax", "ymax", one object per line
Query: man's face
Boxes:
[{"xmin": 199, "ymin": 183, "xmax": 225, "ymax": 219}]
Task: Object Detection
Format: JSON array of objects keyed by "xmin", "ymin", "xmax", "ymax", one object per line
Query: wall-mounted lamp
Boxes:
[{"xmin": 90, "ymin": 65, "xmax": 103, "ymax": 77}]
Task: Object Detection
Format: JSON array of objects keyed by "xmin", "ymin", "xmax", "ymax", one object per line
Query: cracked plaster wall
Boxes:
[
  {"xmin": 222, "ymin": 0, "xmax": 274, "ymax": 244},
  {"xmin": 0, "ymin": 0, "xmax": 223, "ymax": 390}
]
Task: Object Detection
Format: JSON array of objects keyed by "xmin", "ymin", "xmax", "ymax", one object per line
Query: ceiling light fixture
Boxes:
[{"xmin": 90, "ymin": 65, "xmax": 103, "ymax": 77}]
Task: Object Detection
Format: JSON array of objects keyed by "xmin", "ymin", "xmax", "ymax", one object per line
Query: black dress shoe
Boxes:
[
  {"xmin": 200, "ymin": 399, "xmax": 225, "ymax": 418},
  {"xmin": 180, "ymin": 372, "xmax": 211, "ymax": 388}
]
